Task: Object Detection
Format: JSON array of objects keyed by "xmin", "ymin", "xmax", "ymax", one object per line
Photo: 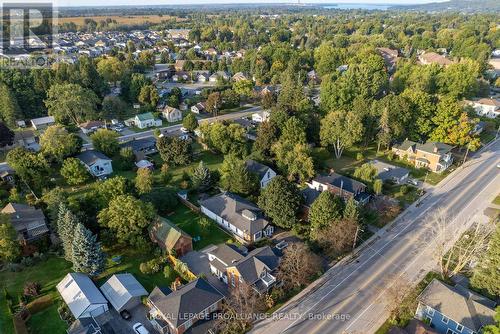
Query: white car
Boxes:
[
  {"xmin": 133, "ymin": 323, "xmax": 149, "ymax": 334},
  {"xmin": 180, "ymin": 127, "xmax": 189, "ymax": 133}
]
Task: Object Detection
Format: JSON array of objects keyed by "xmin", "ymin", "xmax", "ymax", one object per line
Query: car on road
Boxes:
[
  {"xmin": 132, "ymin": 323, "xmax": 149, "ymax": 334},
  {"xmin": 180, "ymin": 127, "xmax": 189, "ymax": 133}
]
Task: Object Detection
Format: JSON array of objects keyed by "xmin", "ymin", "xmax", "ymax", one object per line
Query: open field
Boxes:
[{"xmin": 58, "ymin": 15, "xmax": 187, "ymax": 26}]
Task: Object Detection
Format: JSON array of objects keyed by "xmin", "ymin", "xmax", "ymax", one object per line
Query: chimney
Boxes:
[{"xmin": 433, "ymin": 146, "xmax": 438, "ymax": 153}]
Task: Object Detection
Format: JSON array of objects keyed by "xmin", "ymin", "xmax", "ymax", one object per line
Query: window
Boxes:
[
  {"xmin": 446, "ymin": 329, "xmax": 456, "ymax": 334},
  {"xmin": 442, "ymin": 315, "xmax": 449, "ymax": 324},
  {"xmin": 456, "ymin": 324, "xmax": 463, "ymax": 332},
  {"xmin": 426, "ymin": 306, "xmax": 435, "ymax": 316}
]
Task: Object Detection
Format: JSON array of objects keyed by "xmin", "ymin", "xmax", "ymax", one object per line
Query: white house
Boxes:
[
  {"xmin": 30, "ymin": 116, "xmax": 55, "ymax": 130},
  {"xmin": 251, "ymin": 110, "xmax": 271, "ymax": 123},
  {"xmin": 125, "ymin": 112, "xmax": 162, "ymax": 129},
  {"xmin": 100, "ymin": 274, "xmax": 148, "ymax": 312},
  {"xmin": 191, "ymin": 102, "xmax": 206, "ymax": 114},
  {"xmin": 161, "ymin": 106, "xmax": 182, "ymax": 123},
  {"xmin": 57, "ymin": 273, "xmax": 109, "ymax": 319},
  {"xmin": 245, "ymin": 160, "xmax": 276, "ymax": 188},
  {"xmin": 466, "ymin": 98, "xmax": 500, "ymax": 118},
  {"xmin": 77, "ymin": 150, "xmax": 113, "ymax": 177}
]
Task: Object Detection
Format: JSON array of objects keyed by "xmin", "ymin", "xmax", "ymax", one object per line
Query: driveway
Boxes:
[{"xmin": 180, "ymin": 249, "xmax": 229, "ymax": 296}]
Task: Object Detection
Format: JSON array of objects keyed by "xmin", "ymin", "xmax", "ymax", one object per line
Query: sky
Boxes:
[{"xmin": 56, "ymin": 0, "xmax": 447, "ymax": 8}]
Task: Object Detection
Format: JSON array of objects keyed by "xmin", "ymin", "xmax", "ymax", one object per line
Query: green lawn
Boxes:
[
  {"xmin": 383, "ymin": 184, "xmax": 421, "ymax": 208},
  {"xmin": 167, "ymin": 205, "xmax": 233, "ymax": 250},
  {"xmin": 26, "ymin": 303, "xmax": 66, "ymax": 334}
]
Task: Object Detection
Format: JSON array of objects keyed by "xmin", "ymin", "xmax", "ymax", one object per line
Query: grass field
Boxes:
[
  {"xmin": 58, "ymin": 15, "xmax": 187, "ymax": 27},
  {"xmin": 26, "ymin": 303, "xmax": 67, "ymax": 334},
  {"xmin": 167, "ymin": 205, "xmax": 233, "ymax": 250}
]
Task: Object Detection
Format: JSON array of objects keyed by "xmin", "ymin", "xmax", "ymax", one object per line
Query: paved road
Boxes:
[
  {"xmin": 250, "ymin": 139, "xmax": 500, "ymax": 334},
  {"xmin": 82, "ymin": 107, "xmax": 260, "ymax": 148}
]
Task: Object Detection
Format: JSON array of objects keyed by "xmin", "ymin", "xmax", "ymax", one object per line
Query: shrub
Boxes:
[
  {"xmin": 23, "ymin": 282, "xmax": 41, "ymax": 298},
  {"xmin": 356, "ymin": 152, "xmax": 364, "ymax": 161},
  {"xmin": 387, "ymin": 151, "xmax": 395, "ymax": 161},
  {"xmin": 139, "ymin": 257, "xmax": 163, "ymax": 274},
  {"xmin": 26, "ymin": 295, "xmax": 53, "ymax": 314},
  {"xmin": 399, "ymin": 185, "xmax": 408, "ymax": 195},
  {"xmin": 163, "ymin": 265, "xmax": 174, "ymax": 278},
  {"xmin": 20, "ymin": 257, "xmax": 35, "ymax": 267}
]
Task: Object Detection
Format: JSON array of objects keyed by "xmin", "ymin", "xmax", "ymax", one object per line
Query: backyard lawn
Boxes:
[
  {"xmin": 26, "ymin": 303, "xmax": 67, "ymax": 334},
  {"xmin": 167, "ymin": 205, "xmax": 233, "ymax": 250}
]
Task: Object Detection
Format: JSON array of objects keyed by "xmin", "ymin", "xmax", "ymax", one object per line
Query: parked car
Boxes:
[
  {"xmin": 407, "ymin": 179, "xmax": 419, "ymax": 186},
  {"xmin": 276, "ymin": 241, "xmax": 289, "ymax": 250},
  {"xmin": 120, "ymin": 310, "xmax": 131, "ymax": 320},
  {"xmin": 133, "ymin": 323, "xmax": 149, "ymax": 334}
]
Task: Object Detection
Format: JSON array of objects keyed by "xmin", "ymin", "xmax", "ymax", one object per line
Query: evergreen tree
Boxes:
[
  {"xmin": 309, "ymin": 191, "xmax": 343, "ymax": 237},
  {"xmin": 0, "ymin": 214, "xmax": 20, "ymax": 262},
  {"xmin": 191, "ymin": 161, "xmax": 212, "ymax": 191},
  {"xmin": 471, "ymin": 224, "xmax": 500, "ymax": 297},
  {"xmin": 57, "ymin": 204, "xmax": 78, "ymax": 261},
  {"xmin": 343, "ymin": 198, "xmax": 360, "ymax": 222},
  {"xmin": 71, "ymin": 223, "xmax": 105, "ymax": 276},
  {"xmin": 0, "ymin": 83, "xmax": 21, "ymax": 127}
]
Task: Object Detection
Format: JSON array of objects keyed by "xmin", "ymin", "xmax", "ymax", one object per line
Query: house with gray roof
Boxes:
[
  {"xmin": 369, "ymin": 160, "xmax": 410, "ymax": 184},
  {"xmin": 30, "ymin": 115, "xmax": 55, "ymax": 130},
  {"xmin": 1, "ymin": 203, "xmax": 49, "ymax": 245},
  {"xmin": 147, "ymin": 278, "xmax": 224, "ymax": 334},
  {"xmin": 57, "ymin": 273, "xmax": 109, "ymax": 319},
  {"xmin": 392, "ymin": 140, "xmax": 453, "ymax": 173},
  {"xmin": 100, "ymin": 273, "xmax": 148, "ymax": 312},
  {"xmin": 120, "ymin": 137, "xmax": 157, "ymax": 158},
  {"xmin": 77, "ymin": 150, "xmax": 113, "ymax": 177},
  {"xmin": 199, "ymin": 192, "xmax": 274, "ymax": 244},
  {"xmin": 245, "ymin": 160, "xmax": 276, "ymax": 188},
  {"xmin": 308, "ymin": 173, "xmax": 370, "ymax": 204},
  {"xmin": 208, "ymin": 245, "xmax": 280, "ymax": 293},
  {"xmin": 415, "ymin": 279, "xmax": 497, "ymax": 334}
]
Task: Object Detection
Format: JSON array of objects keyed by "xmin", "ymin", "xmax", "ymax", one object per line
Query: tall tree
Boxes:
[
  {"xmin": 45, "ymin": 83, "xmax": 99, "ymax": 124},
  {"xmin": 258, "ymin": 176, "xmax": 301, "ymax": 229},
  {"xmin": 71, "ymin": 223, "xmax": 105, "ymax": 276},
  {"xmin": 0, "ymin": 83, "xmax": 20, "ymax": 127},
  {"xmin": 98, "ymin": 195, "xmax": 155, "ymax": 247},
  {"xmin": 471, "ymin": 224, "xmax": 500, "ymax": 297},
  {"xmin": 316, "ymin": 218, "xmax": 359, "ymax": 258},
  {"xmin": 57, "ymin": 204, "xmax": 79, "ymax": 261},
  {"xmin": 308, "ymin": 191, "xmax": 343, "ymax": 237},
  {"xmin": 91, "ymin": 129, "xmax": 120, "ymax": 157},
  {"xmin": 0, "ymin": 214, "xmax": 20, "ymax": 262},
  {"xmin": 135, "ymin": 168, "xmax": 153, "ymax": 195},
  {"xmin": 97, "ymin": 57, "xmax": 125, "ymax": 84},
  {"xmin": 220, "ymin": 155, "xmax": 257, "ymax": 196},
  {"xmin": 40, "ymin": 125, "xmax": 82, "ymax": 162},
  {"xmin": 272, "ymin": 142, "xmax": 315, "ymax": 183},
  {"xmin": 60, "ymin": 158, "xmax": 90, "ymax": 185},
  {"xmin": 191, "ymin": 161, "xmax": 212, "ymax": 191},
  {"xmin": 254, "ymin": 121, "xmax": 279, "ymax": 158},
  {"xmin": 6, "ymin": 148, "xmax": 49, "ymax": 190},
  {"xmin": 157, "ymin": 136, "xmax": 192, "ymax": 166},
  {"xmin": 277, "ymin": 243, "xmax": 322, "ymax": 289},
  {"xmin": 182, "ymin": 113, "xmax": 198, "ymax": 131},
  {"xmin": 320, "ymin": 110, "xmax": 364, "ymax": 159},
  {"xmin": 0, "ymin": 122, "xmax": 14, "ymax": 148}
]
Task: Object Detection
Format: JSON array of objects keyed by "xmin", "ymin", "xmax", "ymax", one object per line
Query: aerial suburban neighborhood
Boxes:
[{"xmin": 0, "ymin": 1, "xmax": 499, "ymax": 334}]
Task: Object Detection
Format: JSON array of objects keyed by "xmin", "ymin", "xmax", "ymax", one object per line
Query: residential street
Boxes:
[{"xmin": 250, "ymin": 139, "xmax": 500, "ymax": 334}]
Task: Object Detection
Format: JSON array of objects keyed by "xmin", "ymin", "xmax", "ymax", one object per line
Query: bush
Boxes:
[
  {"xmin": 23, "ymin": 282, "xmax": 41, "ymax": 298},
  {"xmin": 399, "ymin": 185, "xmax": 408, "ymax": 195},
  {"xmin": 26, "ymin": 295, "xmax": 53, "ymax": 314},
  {"xmin": 7, "ymin": 263, "xmax": 24, "ymax": 272},
  {"xmin": 356, "ymin": 152, "xmax": 364, "ymax": 161},
  {"xmin": 163, "ymin": 265, "xmax": 174, "ymax": 278},
  {"xmin": 387, "ymin": 151, "xmax": 395, "ymax": 161},
  {"xmin": 139, "ymin": 257, "xmax": 163, "ymax": 275},
  {"xmin": 20, "ymin": 257, "xmax": 35, "ymax": 267}
]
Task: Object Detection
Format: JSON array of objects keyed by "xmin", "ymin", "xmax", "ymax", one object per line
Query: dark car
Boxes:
[{"xmin": 120, "ymin": 310, "xmax": 131, "ymax": 320}]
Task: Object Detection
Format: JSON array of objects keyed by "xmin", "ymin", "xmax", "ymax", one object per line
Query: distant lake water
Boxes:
[{"xmin": 323, "ymin": 4, "xmax": 392, "ymax": 10}]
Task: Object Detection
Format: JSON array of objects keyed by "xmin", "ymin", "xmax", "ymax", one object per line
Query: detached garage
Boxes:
[
  {"xmin": 57, "ymin": 273, "xmax": 109, "ymax": 319},
  {"xmin": 100, "ymin": 273, "xmax": 148, "ymax": 312}
]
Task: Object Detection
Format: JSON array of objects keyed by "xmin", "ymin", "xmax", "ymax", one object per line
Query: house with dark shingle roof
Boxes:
[
  {"xmin": 149, "ymin": 217, "xmax": 193, "ymax": 257},
  {"xmin": 225, "ymin": 246, "xmax": 280, "ymax": 293},
  {"xmin": 392, "ymin": 140, "xmax": 453, "ymax": 173},
  {"xmin": 76, "ymin": 150, "xmax": 113, "ymax": 177},
  {"xmin": 199, "ymin": 192, "xmax": 274, "ymax": 244},
  {"xmin": 308, "ymin": 173, "xmax": 369, "ymax": 204},
  {"xmin": 415, "ymin": 279, "xmax": 496, "ymax": 334},
  {"xmin": 147, "ymin": 278, "xmax": 224, "ymax": 334},
  {"xmin": 1, "ymin": 203, "xmax": 49, "ymax": 245},
  {"xmin": 245, "ymin": 160, "xmax": 276, "ymax": 188}
]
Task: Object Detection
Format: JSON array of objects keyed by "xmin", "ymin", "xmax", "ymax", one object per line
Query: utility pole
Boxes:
[
  {"xmin": 462, "ymin": 143, "xmax": 471, "ymax": 166},
  {"xmin": 352, "ymin": 225, "xmax": 360, "ymax": 250}
]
